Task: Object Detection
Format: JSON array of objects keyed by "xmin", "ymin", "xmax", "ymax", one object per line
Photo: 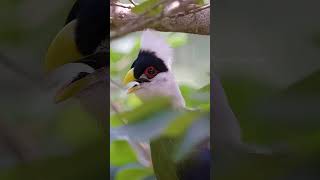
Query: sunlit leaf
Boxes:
[
  {"xmin": 163, "ymin": 111, "xmax": 202, "ymax": 137},
  {"xmin": 132, "ymin": 0, "xmax": 163, "ymax": 17},
  {"xmin": 111, "ymin": 110, "xmax": 180, "ymax": 142},
  {"xmin": 116, "ymin": 167, "xmax": 153, "ymax": 180},
  {"xmin": 118, "ymin": 97, "xmax": 172, "ymax": 124},
  {"xmin": 110, "ymin": 140, "xmax": 138, "ymax": 166},
  {"xmin": 126, "ymin": 95, "xmax": 143, "ymax": 108},
  {"xmin": 196, "ymin": 0, "xmax": 205, "ymax": 5},
  {"xmin": 198, "ymin": 103, "xmax": 210, "ymax": 112},
  {"xmin": 110, "ymin": 113, "xmax": 125, "ymax": 128}
]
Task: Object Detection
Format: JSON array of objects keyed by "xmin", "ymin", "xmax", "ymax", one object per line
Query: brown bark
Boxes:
[{"xmin": 110, "ymin": 3, "xmax": 210, "ymax": 37}]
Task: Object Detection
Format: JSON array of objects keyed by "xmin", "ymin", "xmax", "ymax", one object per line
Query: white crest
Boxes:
[{"xmin": 141, "ymin": 29, "xmax": 173, "ymax": 69}]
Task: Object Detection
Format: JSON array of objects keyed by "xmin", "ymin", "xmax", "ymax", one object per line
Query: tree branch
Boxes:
[{"xmin": 110, "ymin": 2, "xmax": 210, "ymax": 40}]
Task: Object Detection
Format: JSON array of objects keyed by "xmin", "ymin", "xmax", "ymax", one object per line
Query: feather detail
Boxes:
[{"xmin": 140, "ymin": 29, "xmax": 173, "ymax": 69}]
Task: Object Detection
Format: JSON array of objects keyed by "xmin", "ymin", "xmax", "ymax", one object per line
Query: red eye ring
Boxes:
[{"xmin": 144, "ymin": 66, "xmax": 159, "ymax": 79}]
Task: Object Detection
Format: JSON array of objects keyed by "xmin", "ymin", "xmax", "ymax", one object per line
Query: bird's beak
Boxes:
[
  {"xmin": 54, "ymin": 74, "xmax": 92, "ymax": 103},
  {"xmin": 123, "ymin": 68, "xmax": 140, "ymax": 94},
  {"xmin": 123, "ymin": 68, "xmax": 135, "ymax": 85},
  {"xmin": 44, "ymin": 20, "xmax": 84, "ymax": 73},
  {"xmin": 44, "ymin": 19, "xmax": 92, "ymax": 103}
]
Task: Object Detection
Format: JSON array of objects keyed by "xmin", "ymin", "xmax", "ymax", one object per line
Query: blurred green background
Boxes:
[
  {"xmin": 0, "ymin": 0, "xmax": 106, "ymax": 179},
  {"xmin": 214, "ymin": 0, "xmax": 320, "ymax": 179}
]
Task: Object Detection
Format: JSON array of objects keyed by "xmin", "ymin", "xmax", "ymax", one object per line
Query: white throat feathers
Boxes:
[{"xmin": 129, "ymin": 30, "xmax": 185, "ymax": 108}]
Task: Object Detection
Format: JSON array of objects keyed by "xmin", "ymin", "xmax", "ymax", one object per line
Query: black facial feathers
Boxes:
[
  {"xmin": 65, "ymin": 0, "xmax": 107, "ymax": 56},
  {"xmin": 131, "ymin": 51, "xmax": 168, "ymax": 79},
  {"xmin": 64, "ymin": 0, "xmax": 108, "ymax": 70}
]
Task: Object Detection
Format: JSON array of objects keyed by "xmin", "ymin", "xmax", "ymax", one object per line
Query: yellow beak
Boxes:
[
  {"xmin": 44, "ymin": 19, "xmax": 92, "ymax": 103},
  {"xmin": 44, "ymin": 20, "xmax": 84, "ymax": 73},
  {"xmin": 123, "ymin": 68, "xmax": 141, "ymax": 94},
  {"xmin": 123, "ymin": 68, "xmax": 136, "ymax": 85}
]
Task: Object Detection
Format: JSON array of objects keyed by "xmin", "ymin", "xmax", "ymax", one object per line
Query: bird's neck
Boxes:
[{"xmin": 171, "ymin": 87, "xmax": 186, "ymax": 109}]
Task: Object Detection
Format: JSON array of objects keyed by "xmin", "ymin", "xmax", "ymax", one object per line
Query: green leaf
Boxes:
[
  {"xmin": 198, "ymin": 103, "xmax": 210, "ymax": 112},
  {"xmin": 173, "ymin": 114, "xmax": 210, "ymax": 161},
  {"xmin": 196, "ymin": 0, "xmax": 205, "ymax": 5},
  {"xmin": 126, "ymin": 94, "xmax": 143, "ymax": 108},
  {"xmin": 118, "ymin": 97, "xmax": 172, "ymax": 124},
  {"xmin": 110, "ymin": 140, "xmax": 138, "ymax": 166},
  {"xmin": 116, "ymin": 167, "xmax": 153, "ymax": 180},
  {"xmin": 150, "ymin": 138, "xmax": 180, "ymax": 180},
  {"xmin": 110, "ymin": 114, "xmax": 125, "ymax": 128},
  {"xmin": 163, "ymin": 111, "xmax": 202, "ymax": 137},
  {"xmin": 132, "ymin": 0, "xmax": 163, "ymax": 16},
  {"xmin": 199, "ymin": 83, "xmax": 210, "ymax": 92},
  {"xmin": 167, "ymin": 33, "xmax": 188, "ymax": 48}
]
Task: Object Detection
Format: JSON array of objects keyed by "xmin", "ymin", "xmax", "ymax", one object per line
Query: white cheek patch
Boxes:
[
  {"xmin": 161, "ymin": 77, "xmax": 167, "ymax": 82},
  {"xmin": 127, "ymin": 81, "xmax": 140, "ymax": 89}
]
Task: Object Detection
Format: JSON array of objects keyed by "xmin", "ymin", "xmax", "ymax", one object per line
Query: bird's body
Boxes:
[
  {"xmin": 123, "ymin": 30, "xmax": 210, "ymax": 180},
  {"xmin": 65, "ymin": 0, "xmax": 107, "ymax": 55}
]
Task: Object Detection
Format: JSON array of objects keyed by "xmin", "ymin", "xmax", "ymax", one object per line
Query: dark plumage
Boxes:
[
  {"xmin": 177, "ymin": 148, "xmax": 211, "ymax": 180},
  {"xmin": 63, "ymin": 0, "xmax": 108, "ymax": 72},
  {"xmin": 66, "ymin": 0, "xmax": 107, "ymax": 56},
  {"xmin": 131, "ymin": 51, "xmax": 168, "ymax": 79}
]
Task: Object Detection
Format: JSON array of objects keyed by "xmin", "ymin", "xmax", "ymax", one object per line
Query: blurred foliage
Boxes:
[
  {"xmin": 0, "ymin": 0, "xmax": 107, "ymax": 179},
  {"xmin": 0, "ymin": 139, "xmax": 107, "ymax": 180},
  {"xmin": 215, "ymin": 68, "xmax": 320, "ymax": 179},
  {"xmin": 110, "ymin": 140, "xmax": 138, "ymax": 166}
]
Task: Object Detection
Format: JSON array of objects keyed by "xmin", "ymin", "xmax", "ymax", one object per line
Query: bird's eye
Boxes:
[{"xmin": 144, "ymin": 66, "xmax": 159, "ymax": 79}]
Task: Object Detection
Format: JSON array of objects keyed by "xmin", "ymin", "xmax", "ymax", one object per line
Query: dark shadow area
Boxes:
[
  {"xmin": 0, "ymin": 0, "xmax": 108, "ymax": 179},
  {"xmin": 213, "ymin": 0, "xmax": 320, "ymax": 179}
]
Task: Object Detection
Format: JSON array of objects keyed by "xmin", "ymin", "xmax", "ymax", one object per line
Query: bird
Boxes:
[
  {"xmin": 122, "ymin": 30, "xmax": 211, "ymax": 180},
  {"xmin": 122, "ymin": 30, "xmax": 186, "ymax": 109},
  {"xmin": 44, "ymin": 0, "xmax": 108, "ymax": 126}
]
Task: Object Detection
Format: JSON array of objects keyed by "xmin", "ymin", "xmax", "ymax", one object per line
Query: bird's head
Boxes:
[
  {"xmin": 123, "ymin": 30, "xmax": 185, "ymax": 108},
  {"xmin": 44, "ymin": 20, "xmax": 107, "ymax": 103},
  {"xmin": 44, "ymin": 0, "xmax": 107, "ymax": 103}
]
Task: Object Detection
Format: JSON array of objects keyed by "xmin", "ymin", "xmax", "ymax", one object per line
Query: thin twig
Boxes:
[
  {"xmin": 128, "ymin": 0, "xmax": 137, "ymax": 6},
  {"xmin": 111, "ymin": 2, "xmax": 134, "ymax": 9},
  {"xmin": 111, "ymin": 0, "xmax": 173, "ymax": 40}
]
